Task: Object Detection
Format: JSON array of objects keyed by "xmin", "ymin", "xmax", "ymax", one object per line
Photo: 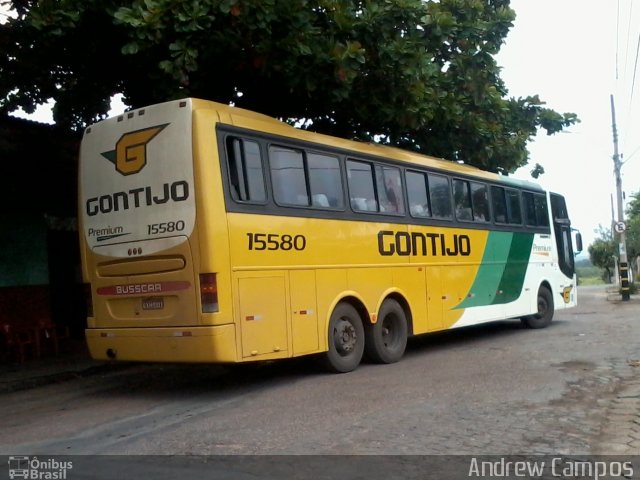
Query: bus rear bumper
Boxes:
[{"xmin": 85, "ymin": 324, "xmax": 237, "ymax": 363}]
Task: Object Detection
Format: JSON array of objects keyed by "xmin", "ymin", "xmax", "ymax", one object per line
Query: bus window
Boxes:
[
  {"xmin": 429, "ymin": 173, "xmax": 452, "ymax": 219},
  {"xmin": 534, "ymin": 195, "xmax": 549, "ymax": 227},
  {"xmin": 523, "ymin": 192, "xmax": 549, "ymax": 227},
  {"xmin": 522, "ymin": 192, "xmax": 537, "ymax": 226},
  {"xmin": 376, "ymin": 165, "xmax": 404, "ymax": 214},
  {"xmin": 453, "ymin": 179, "xmax": 472, "ymax": 221},
  {"xmin": 347, "ymin": 160, "xmax": 378, "ymax": 212},
  {"xmin": 470, "ymin": 182, "xmax": 490, "ymax": 222},
  {"xmin": 227, "ymin": 137, "xmax": 266, "ymax": 202},
  {"xmin": 491, "ymin": 186, "xmax": 508, "ymax": 224},
  {"xmin": 270, "ymin": 146, "xmax": 308, "ymax": 206},
  {"xmin": 506, "ymin": 189, "xmax": 522, "ymax": 225},
  {"xmin": 550, "ymin": 193, "xmax": 576, "ymax": 278},
  {"xmin": 308, "ymin": 152, "xmax": 344, "ymax": 208},
  {"xmin": 406, "ymin": 171, "xmax": 431, "ymax": 218}
]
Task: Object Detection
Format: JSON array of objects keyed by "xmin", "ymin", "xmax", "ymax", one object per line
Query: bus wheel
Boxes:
[
  {"xmin": 323, "ymin": 303, "xmax": 365, "ymax": 373},
  {"xmin": 365, "ymin": 299, "xmax": 408, "ymax": 364},
  {"xmin": 521, "ymin": 286, "xmax": 554, "ymax": 329}
]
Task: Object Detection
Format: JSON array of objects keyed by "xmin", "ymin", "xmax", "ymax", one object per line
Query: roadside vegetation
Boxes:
[{"xmin": 576, "ymin": 258, "xmax": 607, "ymax": 286}]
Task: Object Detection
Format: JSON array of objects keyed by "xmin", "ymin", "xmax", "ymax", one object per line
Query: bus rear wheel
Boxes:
[
  {"xmin": 521, "ymin": 286, "xmax": 554, "ymax": 329},
  {"xmin": 323, "ymin": 303, "xmax": 365, "ymax": 373},
  {"xmin": 365, "ymin": 299, "xmax": 408, "ymax": 364}
]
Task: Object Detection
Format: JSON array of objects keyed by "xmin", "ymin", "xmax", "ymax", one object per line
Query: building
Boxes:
[{"xmin": 0, "ymin": 115, "xmax": 85, "ymax": 355}]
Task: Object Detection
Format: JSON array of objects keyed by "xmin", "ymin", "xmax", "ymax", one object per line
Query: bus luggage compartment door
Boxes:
[{"xmin": 237, "ymin": 273, "xmax": 288, "ymax": 358}]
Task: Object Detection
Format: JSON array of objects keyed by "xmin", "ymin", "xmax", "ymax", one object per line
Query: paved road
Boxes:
[{"xmin": 0, "ymin": 285, "xmax": 639, "ymax": 461}]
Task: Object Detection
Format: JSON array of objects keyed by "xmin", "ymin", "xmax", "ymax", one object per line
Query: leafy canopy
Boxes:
[
  {"xmin": 0, "ymin": 0, "xmax": 578, "ymax": 175},
  {"xmin": 624, "ymin": 191, "xmax": 640, "ymax": 263},
  {"xmin": 588, "ymin": 226, "xmax": 616, "ymax": 282},
  {"xmin": 589, "ymin": 191, "xmax": 640, "ymax": 281}
]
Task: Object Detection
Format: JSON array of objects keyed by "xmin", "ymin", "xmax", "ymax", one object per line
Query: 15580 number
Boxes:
[
  {"xmin": 246, "ymin": 233, "xmax": 306, "ymax": 251},
  {"xmin": 147, "ymin": 221, "xmax": 185, "ymax": 235}
]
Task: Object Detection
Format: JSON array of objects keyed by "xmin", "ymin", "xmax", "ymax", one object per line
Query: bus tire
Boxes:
[
  {"xmin": 521, "ymin": 286, "xmax": 554, "ymax": 329},
  {"xmin": 365, "ymin": 299, "xmax": 408, "ymax": 364},
  {"xmin": 323, "ymin": 303, "xmax": 365, "ymax": 373}
]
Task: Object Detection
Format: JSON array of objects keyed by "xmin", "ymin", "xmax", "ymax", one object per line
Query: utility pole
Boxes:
[{"xmin": 610, "ymin": 94, "xmax": 630, "ymax": 300}]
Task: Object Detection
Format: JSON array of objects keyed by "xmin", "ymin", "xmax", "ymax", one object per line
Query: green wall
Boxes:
[{"xmin": 0, "ymin": 213, "xmax": 49, "ymax": 287}]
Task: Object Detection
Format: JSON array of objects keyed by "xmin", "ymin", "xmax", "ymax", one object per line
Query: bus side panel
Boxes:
[
  {"xmin": 234, "ymin": 271, "xmax": 289, "ymax": 359},
  {"xmin": 347, "ymin": 268, "xmax": 393, "ymax": 315},
  {"xmin": 290, "ymin": 270, "xmax": 320, "ymax": 355},
  {"xmin": 315, "ymin": 269, "xmax": 348, "ymax": 353},
  {"xmin": 391, "ymin": 266, "xmax": 428, "ymax": 334},
  {"xmin": 424, "ymin": 266, "xmax": 444, "ymax": 332},
  {"xmin": 441, "ymin": 265, "xmax": 466, "ymax": 328}
]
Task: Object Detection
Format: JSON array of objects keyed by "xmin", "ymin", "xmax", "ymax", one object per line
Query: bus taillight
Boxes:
[
  {"xmin": 199, "ymin": 273, "xmax": 219, "ymax": 313},
  {"xmin": 84, "ymin": 283, "xmax": 94, "ymax": 317}
]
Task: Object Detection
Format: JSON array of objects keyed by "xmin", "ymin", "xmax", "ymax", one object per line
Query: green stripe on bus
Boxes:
[
  {"xmin": 493, "ymin": 232, "xmax": 534, "ymax": 304},
  {"xmin": 455, "ymin": 231, "xmax": 512, "ymax": 309},
  {"xmin": 455, "ymin": 232, "xmax": 534, "ymax": 309}
]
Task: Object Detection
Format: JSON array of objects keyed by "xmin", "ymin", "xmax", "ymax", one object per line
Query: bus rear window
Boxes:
[{"xmin": 227, "ymin": 137, "xmax": 266, "ymax": 202}]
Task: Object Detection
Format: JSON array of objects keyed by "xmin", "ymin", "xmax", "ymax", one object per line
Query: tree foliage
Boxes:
[
  {"xmin": 0, "ymin": 0, "xmax": 578, "ymax": 174},
  {"xmin": 625, "ymin": 191, "xmax": 640, "ymax": 263},
  {"xmin": 589, "ymin": 192, "xmax": 640, "ymax": 282},
  {"xmin": 588, "ymin": 225, "xmax": 616, "ymax": 282}
]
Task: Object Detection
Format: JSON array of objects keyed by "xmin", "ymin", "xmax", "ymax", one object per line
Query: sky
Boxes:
[
  {"xmin": 5, "ymin": 0, "xmax": 639, "ymax": 250},
  {"xmin": 495, "ymin": 0, "xmax": 640, "ymax": 250}
]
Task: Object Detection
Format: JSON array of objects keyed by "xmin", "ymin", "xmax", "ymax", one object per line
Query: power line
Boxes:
[
  {"xmin": 625, "ymin": 1, "xmax": 634, "ymax": 80},
  {"xmin": 617, "ymin": 0, "xmax": 620, "ymax": 79},
  {"xmin": 630, "ymin": 31, "xmax": 640, "ymax": 106},
  {"xmin": 624, "ymin": 144, "xmax": 640, "ymax": 164}
]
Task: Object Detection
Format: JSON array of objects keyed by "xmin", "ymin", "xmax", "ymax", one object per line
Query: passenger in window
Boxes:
[{"xmin": 384, "ymin": 177, "xmax": 400, "ymax": 213}]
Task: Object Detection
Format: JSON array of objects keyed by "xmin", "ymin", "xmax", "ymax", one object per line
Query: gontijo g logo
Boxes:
[{"xmin": 100, "ymin": 124, "xmax": 168, "ymax": 176}]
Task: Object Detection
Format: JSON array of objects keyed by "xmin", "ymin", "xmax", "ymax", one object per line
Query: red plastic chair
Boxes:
[
  {"xmin": 37, "ymin": 318, "xmax": 70, "ymax": 355},
  {"xmin": 1, "ymin": 323, "xmax": 35, "ymax": 364}
]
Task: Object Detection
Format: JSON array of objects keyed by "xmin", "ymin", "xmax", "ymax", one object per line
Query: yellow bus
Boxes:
[{"xmin": 78, "ymin": 98, "xmax": 582, "ymax": 373}]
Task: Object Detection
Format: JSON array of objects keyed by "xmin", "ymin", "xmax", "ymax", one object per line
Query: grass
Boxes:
[
  {"xmin": 576, "ymin": 265, "xmax": 607, "ymax": 286},
  {"xmin": 578, "ymin": 276, "xmax": 605, "ymax": 286}
]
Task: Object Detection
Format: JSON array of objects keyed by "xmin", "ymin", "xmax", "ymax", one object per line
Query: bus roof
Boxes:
[{"xmin": 191, "ymin": 98, "xmax": 544, "ymax": 192}]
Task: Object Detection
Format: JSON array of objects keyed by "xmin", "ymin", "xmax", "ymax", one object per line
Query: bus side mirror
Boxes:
[{"xmin": 575, "ymin": 232, "xmax": 583, "ymax": 253}]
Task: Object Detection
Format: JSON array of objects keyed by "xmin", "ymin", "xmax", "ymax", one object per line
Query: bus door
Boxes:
[{"xmin": 550, "ymin": 193, "xmax": 580, "ymax": 279}]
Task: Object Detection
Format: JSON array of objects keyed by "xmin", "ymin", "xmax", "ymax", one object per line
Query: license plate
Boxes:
[{"xmin": 142, "ymin": 297, "xmax": 164, "ymax": 310}]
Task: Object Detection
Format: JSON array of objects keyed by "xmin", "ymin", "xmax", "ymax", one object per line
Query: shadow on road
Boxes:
[{"xmin": 85, "ymin": 317, "xmax": 569, "ymax": 401}]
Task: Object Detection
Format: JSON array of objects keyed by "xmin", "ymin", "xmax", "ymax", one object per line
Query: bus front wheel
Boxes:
[
  {"xmin": 521, "ymin": 286, "xmax": 554, "ymax": 329},
  {"xmin": 323, "ymin": 303, "xmax": 365, "ymax": 373},
  {"xmin": 365, "ymin": 299, "xmax": 408, "ymax": 364}
]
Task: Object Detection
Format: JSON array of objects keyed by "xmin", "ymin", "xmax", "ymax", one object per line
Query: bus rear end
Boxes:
[{"xmin": 79, "ymin": 99, "xmax": 236, "ymax": 363}]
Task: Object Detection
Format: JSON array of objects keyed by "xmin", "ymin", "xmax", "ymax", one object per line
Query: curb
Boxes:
[{"xmin": 0, "ymin": 361, "xmax": 132, "ymax": 394}]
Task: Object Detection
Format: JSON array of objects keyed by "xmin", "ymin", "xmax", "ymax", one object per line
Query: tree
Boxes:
[
  {"xmin": 0, "ymin": 0, "xmax": 578, "ymax": 174},
  {"xmin": 625, "ymin": 191, "xmax": 640, "ymax": 265},
  {"xmin": 588, "ymin": 225, "xmax": 616, "ymax": 283}
]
